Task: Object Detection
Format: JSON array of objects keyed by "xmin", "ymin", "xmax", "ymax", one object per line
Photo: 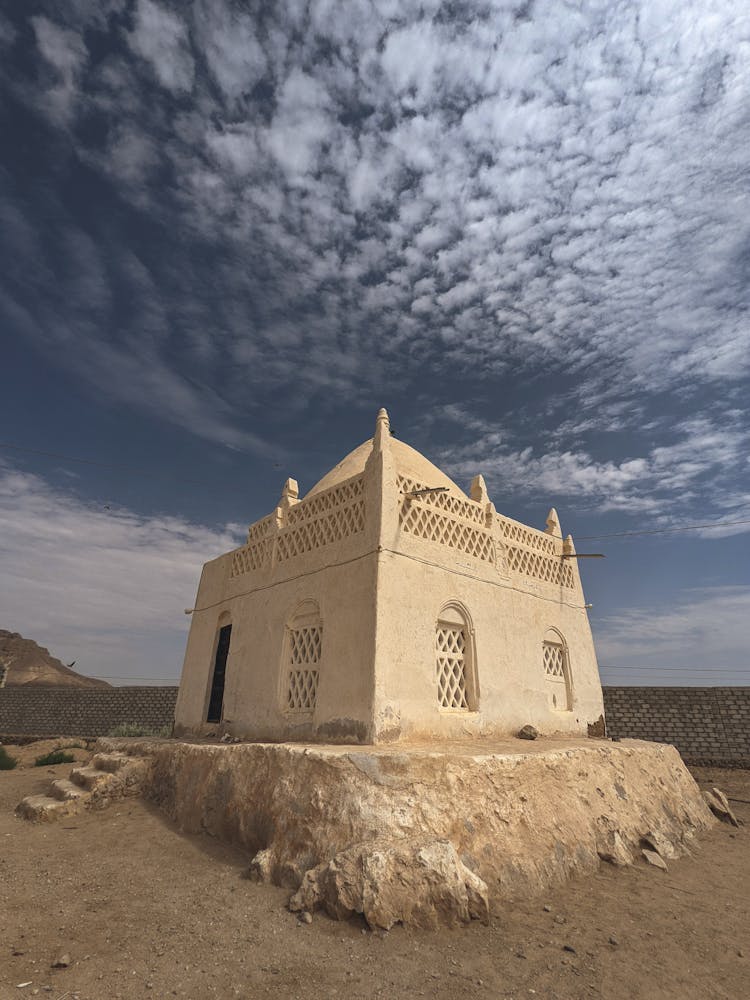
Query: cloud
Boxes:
[
  {"xmin": 0, "ymin": 463, "xmax": 242, "ymax": 682},
  {"xmin": 594, "ymin": 585, "xmax": 750, "ymax": 677},
  {"xmin": 2, "ymin": 1, "xmax": 749, "ymax": 475},
  {"xmin": 31, "ymin": 15, "xmax": 87, "ymax": 123},
  {"xmin": 432, "ymin": 407, "xmax": 750, "ymax": 519},
  {"xmin": 127, "ymin": 0, "xmax": 194, "ymax": 94}
]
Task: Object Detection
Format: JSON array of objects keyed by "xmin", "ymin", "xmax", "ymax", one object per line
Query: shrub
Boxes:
[
  {"xmin": 0, "ymin": 746, "xmax": 19, "ymax": 770},
  {"xmin": 107, "ymin": 723, "xmax": 171, "ymax": 738},
  {"xmin": 34, "ymin": 750, "xmax": 76, "ymax": 767}
]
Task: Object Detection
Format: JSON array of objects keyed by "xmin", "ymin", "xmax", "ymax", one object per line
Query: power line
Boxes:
[
  {"xmin": 577, "ymin": 518, "xmax": 750, "ymax": 541},
  {"xmin": 599, "ymin": 664, "xmax": 747, "ymax": 673}
]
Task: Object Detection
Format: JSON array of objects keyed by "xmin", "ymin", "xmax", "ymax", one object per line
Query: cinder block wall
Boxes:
[
  {"xmin": 603, "ymin": 687, "xmax": 750, "ymax": 766},
  {"xmin": 1, "ymin": 685, "xmax": 748, "ymax": 765},
  {"xmin": 0, "ymin": 686, "xmax": 178, "ymax": 738}
]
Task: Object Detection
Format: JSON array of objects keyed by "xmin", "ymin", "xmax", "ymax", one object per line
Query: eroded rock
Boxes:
[
  {"xmin": 289, "ymin": 839, "xmax": 490, "ymax": 930},
  {"xmin": 703, "ymin": 788, "xmax": 739, "ymax": 827}
]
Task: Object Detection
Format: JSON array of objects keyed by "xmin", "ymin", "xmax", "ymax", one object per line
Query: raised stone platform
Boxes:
[{"xmin": 98, "ymin": 736, "xmax": 713, "ymax": 929}]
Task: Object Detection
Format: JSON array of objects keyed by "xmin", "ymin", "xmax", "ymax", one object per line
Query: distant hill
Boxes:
[{"xmin": 0, "ymin": 630, "xmax": 110, "ymax": 687}]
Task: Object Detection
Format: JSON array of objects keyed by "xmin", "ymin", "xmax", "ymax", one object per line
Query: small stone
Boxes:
[
  {"xmin": 738, "ymin": 949, "xmax": 744, "ymax": 958},
  {"xmin": 51, "ymin": 954, "xmax": 71, "ymax": 969},
  {"xmin": 641, "ymin": 849, "xmax": 668, "ymax": 870},
  {"xmin": 608, "ymin": 936, "xmax": 619, "ymax": 947},
  {"xmin": 517, "ymin": 724, "xmax": 539, "ymax": 740},
  {"xmin": 563, "ymin": 944, "xmax": 577, "ymax": 954},
  {"xmin": 554, "ymin": 914, "xmax": 566, "ymax": 925},
  {"xmin": 543, "ymin": 904, "xmax": 552, "ymax": 912},
  {"xmin": 299, "ymin": 912, "xmax": 313, "ymax": 925}
]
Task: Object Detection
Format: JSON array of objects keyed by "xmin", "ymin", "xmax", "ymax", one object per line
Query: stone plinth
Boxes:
[{"xmin": 99, "ymin": 736, "xmax": 713, "ymax": 929}]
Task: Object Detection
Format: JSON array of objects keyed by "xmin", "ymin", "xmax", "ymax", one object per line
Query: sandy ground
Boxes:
[{"xmin": 1, "ymin": 744, "xmax": 748, "ymax": 1000}]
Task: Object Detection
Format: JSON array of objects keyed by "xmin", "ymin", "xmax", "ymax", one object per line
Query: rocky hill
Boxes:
[{"xmin": 0, "ymin": 630, "xmax": 110, "ymax": 687}]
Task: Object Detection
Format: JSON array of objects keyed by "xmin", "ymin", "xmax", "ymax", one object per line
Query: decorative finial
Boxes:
[
  {"xmin": 470, "ymin": 474, "xmax": 489, "ymax": 504},
  {"xmin": 373, "ymin": 407, "xmax": 391, "ymax": 451},
  {"xmin": 277, "ymin": 477, "xmax": 299, "ymax": 513},
  {"xmin": 545, "ymin": 507, "xmax": 562, "ymax": 538},
  {"xmin": 563, "ymin": 533, "xmax": 576, "ymax": 556}
]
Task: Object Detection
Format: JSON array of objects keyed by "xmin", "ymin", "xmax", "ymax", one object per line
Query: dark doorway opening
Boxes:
[{"xmin": 207, "ymin": 624, "xmax": 232, "ymax": 723}]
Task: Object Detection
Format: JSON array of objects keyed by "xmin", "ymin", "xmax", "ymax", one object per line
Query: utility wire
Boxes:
[{"xmin": 576, "ymin": 518, "xmax": 750, "ymax": 540}]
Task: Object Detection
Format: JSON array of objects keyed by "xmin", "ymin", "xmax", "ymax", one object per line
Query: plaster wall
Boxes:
[
  {"xmin": 371, "ymin": 548, "xmax": 603, "ymax": 741},
  {"xmin": 175, "ymin": 552, "xmax": 378, "ymax": 742}
]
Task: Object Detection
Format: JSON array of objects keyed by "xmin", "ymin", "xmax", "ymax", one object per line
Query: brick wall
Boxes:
[
  {"xmin": 0, "ymin": 686, "xmax": 178, "ymax": 738},
  {"xmin": 1, "ymin": 685, "xmax": 748, "ymax": 764},
  {"xmin": 603, "ymin": 687, "xmax": 750, "ymax": 766}
]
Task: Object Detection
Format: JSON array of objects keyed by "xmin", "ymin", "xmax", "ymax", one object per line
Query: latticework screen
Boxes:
[
  {"xmin": 543, "ymin": 642, "xmax": 565, "ymax": 678},
  {"xmin": 543, "ymin": 640, "xmax": 570, "ymax": 710},
  {"xmin": 436, "ymin": 626, "xmax": 469, "ymax": 709},
  {"xmin": 286, "ymin": 626, "xmax": 322, "ymax": 711}
]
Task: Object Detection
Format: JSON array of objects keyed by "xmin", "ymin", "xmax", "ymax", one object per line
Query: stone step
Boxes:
[
  {"xmin": 70, "ymin": 766, "xmax": 114, "ymax": 791},
  {"xmin": 16, "ymin": 794, "xmax": 80, "ymax": 822},
  {"xmin": 50, "ymin": 778, "xmax": 90, "ymax": 803},
  {"xmin": 91, "ymin": 752, "xmax": 130, "ymax": 774}
]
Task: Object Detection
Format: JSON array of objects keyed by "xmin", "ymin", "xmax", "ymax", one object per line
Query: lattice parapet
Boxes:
[
  {"xmin": 505, "ymin": 546, "xmax": 574, "ymax": 588},
  {"xmin": 277, "ymin": 500, "xmax": 365, "ymax": 562},
  {"xmin": 398, "ymin": 476, "xmax": 485, "ymax": 525},
  {"xmin": 496, "ymin": 514, "xmax": 557, "ymax": 555},
  {"xmin": 286, "ymin": 476, "xmax": 364, "ymax": 526},
  {"xmin": 247, "ymin": 515, "xmax": 274, "ymax": 544},
  {"xmin": 231, "ymin": 538, "xmax": 273, "ymax": 577},
  {"xmin": 398, "ymin": 478, "xmax": 494, "ymax": 564},
  {"xmin": 400, "ymin": 502, "xmax": 495, "ymax": 563}
]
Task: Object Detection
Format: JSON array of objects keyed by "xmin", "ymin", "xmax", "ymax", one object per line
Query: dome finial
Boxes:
[{"xmin": 373, "ymin": 407, "xmax": 391, "ymax": 452}]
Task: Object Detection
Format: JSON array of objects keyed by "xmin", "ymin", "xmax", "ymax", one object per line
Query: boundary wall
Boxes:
[{"xmin": 1, "ymin": 685, "xmax": 748, "ymax": 765}]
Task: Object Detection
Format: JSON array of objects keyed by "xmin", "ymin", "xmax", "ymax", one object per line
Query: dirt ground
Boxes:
[{"xmin": 1, "ymin": 744, "xmax": 748, "ymax": 1000}]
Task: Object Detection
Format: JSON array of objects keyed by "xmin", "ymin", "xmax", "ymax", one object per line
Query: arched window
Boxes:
[
  {"xmin": 542, "ymin": 628, "xmax": 572, "ymax": 711},
  {"xmin": 283, "ymin": 600, "xmax": 322, "ymax": 713},
  {"xmin": 435, "ymin": 603, "xmax": 477, "ymax": 711}
]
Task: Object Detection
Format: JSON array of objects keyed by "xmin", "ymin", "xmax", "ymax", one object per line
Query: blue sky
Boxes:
[{"xmin": 1, "ymin": 0, "xmax": 748, "ymax": 686}]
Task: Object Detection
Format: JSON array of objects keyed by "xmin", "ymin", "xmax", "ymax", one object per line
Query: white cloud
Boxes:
[
  {"xmin": 31, "ymin": 15, "xmax": 87, "ymax": 123},
  {"xmin": 0, "ymin": 464, "xmax": 242, "ymax": 682},
  {"xmin": 594, "ymin": 586, "xmax": 750, "ymax": 676},
  {"xmin": 127, "ymin": 0, "xmax": 194, "ymax": 94}
]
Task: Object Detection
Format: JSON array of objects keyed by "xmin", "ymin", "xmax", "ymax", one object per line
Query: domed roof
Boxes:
[{"xmin": 305, "ymin": 434, "xmax": 467, "ymax": 499}]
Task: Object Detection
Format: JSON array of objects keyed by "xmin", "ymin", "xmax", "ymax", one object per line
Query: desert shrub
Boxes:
[
  {"xmin": 0, "ymin": 746, "xmax": 19, "ymax": 770},
  {"xmin": 34, "ymin": 750, "xmax": 76, "ymax": 767},
  {"xmin": 107, "ymin": 723, "xmax": 171, "ymax": 738}
]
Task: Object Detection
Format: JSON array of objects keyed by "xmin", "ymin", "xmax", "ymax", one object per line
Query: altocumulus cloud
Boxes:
[
  {"xmin": 0, "ymin": 464, "xmax": 243, "ymax": 680},
  {"xmin": 1, "ymin": 0, "xmax": 749, "ymax": 454}
]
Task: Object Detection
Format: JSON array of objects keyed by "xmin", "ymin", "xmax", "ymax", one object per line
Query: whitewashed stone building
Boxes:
[{"xmin": 175, "ymin": 410, "xmax": 604, "ymax": 743}]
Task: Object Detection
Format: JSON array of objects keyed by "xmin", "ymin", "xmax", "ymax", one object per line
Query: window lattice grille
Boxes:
[
  {"xmin": 436, "ymin": 626, "xmax": 469, "ymax": 709},
  {"xmin": 504, "ymin": 546, "xmax": 574, "ymax": 588},
  {"xmin": 543, "ymin": 642, "xmax": 565, "ymax": 678},
  {"xmin": 289, "ymin": 626, "xmax": 322, "ymax": 664},
  {"xmin": 400, "ymin": 502, "xmax": 494, "ymax": 563},
  {"xmin": 287, "ymin": 669, "xmax": 319, "ymax": 711},
  {"xmin": 286, "ymin": 625, "xmax": 322, "ymax": 712},
  {"xmin": 397, "ymin": 476, "xmax": 486, "ymax": 525}
]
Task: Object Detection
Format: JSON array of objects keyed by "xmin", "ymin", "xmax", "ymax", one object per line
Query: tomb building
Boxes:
[{"xmin": 175, "ymin": 409, "xmax": 604, "ymax": 742}]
